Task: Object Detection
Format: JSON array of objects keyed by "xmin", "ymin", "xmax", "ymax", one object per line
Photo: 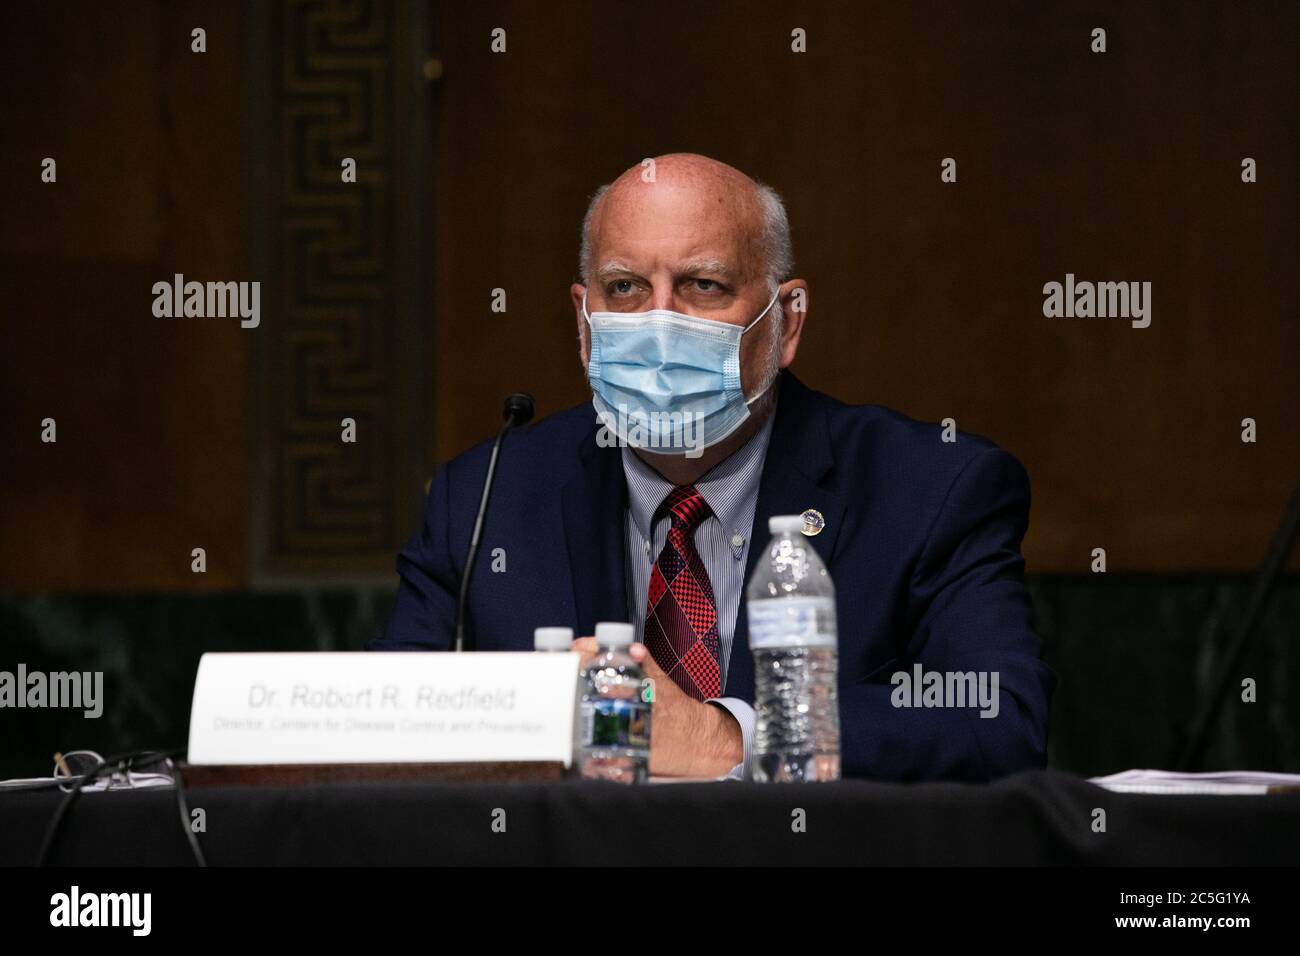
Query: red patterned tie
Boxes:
[{"xmin": 644, "ymin": 485, "xmax": 722, "ymax": 700}]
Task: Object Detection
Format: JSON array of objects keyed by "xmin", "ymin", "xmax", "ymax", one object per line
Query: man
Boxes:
[{"xmin": 374, "ymin": 153, "xmax": 1054, "ymax": 781}]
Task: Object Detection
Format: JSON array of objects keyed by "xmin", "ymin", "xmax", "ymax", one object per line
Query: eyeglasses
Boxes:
[
  {"xmin": 53, "ymin": 750, "xmax": 106, "ymax": 792},
  {"xmin": 52, "ymin": 750, "xmax": 174, "ymax": 792}
]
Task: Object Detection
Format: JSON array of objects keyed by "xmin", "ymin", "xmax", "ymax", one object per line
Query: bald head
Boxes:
[{"xmin": 579, "ymin": 154, "xmax": 792, "ymax": 291}]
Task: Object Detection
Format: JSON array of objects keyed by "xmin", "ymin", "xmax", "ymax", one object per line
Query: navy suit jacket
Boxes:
[{"xmin": 375, "ymin": 371, "xmax": 1054, "ymax": 781}]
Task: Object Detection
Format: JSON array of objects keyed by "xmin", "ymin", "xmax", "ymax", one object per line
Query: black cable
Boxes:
[
  {"xmin": 36, "ymin": 748, "xmax": 193, "ymax": 866},
  {"xmin": 164, "ymin": 757, "xmax": 207, "ymax": 867},
  {"xmin": 37, "ymin": 752, "xmax": 108, "ymax": 866},
  {"xmin": 1176, "ymin": 478, "xmax": 1300, "ymax": 770}
]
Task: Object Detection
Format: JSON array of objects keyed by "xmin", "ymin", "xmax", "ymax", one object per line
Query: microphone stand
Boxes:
[
  {"xmin": 455, "ymin": 393, "xmax": 534, "ymax": 652},
  {"xmin": 1175, "ymin": 478, "xmax": 1300, "ymax": 770}
]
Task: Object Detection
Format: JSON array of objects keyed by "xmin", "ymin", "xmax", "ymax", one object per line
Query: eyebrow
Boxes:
[
  {"xmin": 594, "ymin": 258, "xmax": 738, "ymax": 281},
  {"xmin": 677, "ymin": 258, "xmax": 735, "ymax": 280},
  {"xmin": 595, "ymin": 260, "xmax": 637, "ymax": 281}
]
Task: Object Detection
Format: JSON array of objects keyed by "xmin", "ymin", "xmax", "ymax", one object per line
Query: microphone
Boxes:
[{"xmin": 455, "ymin": 393, "xmax": 535, "ymax": 652}]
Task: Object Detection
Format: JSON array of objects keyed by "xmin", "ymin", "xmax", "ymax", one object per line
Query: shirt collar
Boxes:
[{"xmin": 620, "ymin": 405, "xmax": 777, "ymax": 540}]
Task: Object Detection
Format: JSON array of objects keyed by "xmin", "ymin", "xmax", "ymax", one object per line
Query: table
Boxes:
[{"xmin": 5, "ymin": 770, "xmax": 1299, "ymax": 866}]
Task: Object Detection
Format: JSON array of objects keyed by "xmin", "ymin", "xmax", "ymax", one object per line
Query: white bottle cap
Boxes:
[
  {"xmin": 768, "ymin": 514, "xmax": 804, "ymax": 535},
  {"xmin": 594, "ymin": 622, "xmax": 635, "ymax": 646},
  {"xmin": 533, "ymin": 626, "xmax": 574, "ymax": 651}
]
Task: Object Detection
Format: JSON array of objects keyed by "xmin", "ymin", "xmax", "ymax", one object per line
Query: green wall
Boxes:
[{"xmin": 2, "ymin": 577, "xmax": 1297, "ymax": 780}]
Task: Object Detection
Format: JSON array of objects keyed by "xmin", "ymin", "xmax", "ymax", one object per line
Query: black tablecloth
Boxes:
[{"xmin": 5, "ymin": 770, "xmax": 1299, "ymax": 866}]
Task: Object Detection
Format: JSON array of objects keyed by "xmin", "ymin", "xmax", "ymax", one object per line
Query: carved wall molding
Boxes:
[{"xmin": 249, "ymin": 0, "xmax": 431, "ymax": 584}]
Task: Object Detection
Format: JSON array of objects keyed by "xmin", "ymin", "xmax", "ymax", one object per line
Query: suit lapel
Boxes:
[
  {"xmin": 725, "ymin": 372, "xmax": 845, "ymax": 700},
  {"xmin": 560, "ymin": 420, "xmax": 630, "ymax": 636}
]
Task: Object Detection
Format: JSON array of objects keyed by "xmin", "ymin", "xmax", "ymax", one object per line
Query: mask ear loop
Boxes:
[
  {"xmin": 742, "ymin": 285, "xmax": 785, "ymax": 407},
  {"xmin": 581, "ymin": 289, "xmax": 592, "ymax": 325},
  {"xmin": 743, "ymin": 286, "xmax": 783, "ymax": 334},
  {"xmin": 744, "ymin": 373, "xmax": 778, "ymax": 408}
]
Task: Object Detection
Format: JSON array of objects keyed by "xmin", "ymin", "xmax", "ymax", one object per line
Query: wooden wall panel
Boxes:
[
  {"xmin": 0, "ymin": 1, "xmax": 246, "ymax": 590},
  {"xmin": 429, "ymin": 0, "xmax": 1300, "ymax": 572},
  {"xmin": 1, "ymin": 1, "xmax": 1295, "ymax": 590}
]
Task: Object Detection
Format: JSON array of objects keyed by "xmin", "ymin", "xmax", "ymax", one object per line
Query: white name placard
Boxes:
[{"xmin": 187, "ymin": 652, "xmax": 579, "ymax": 767}]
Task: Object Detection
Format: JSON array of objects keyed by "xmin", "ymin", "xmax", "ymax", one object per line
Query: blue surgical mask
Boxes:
[{"xmin": 583, "ymin": 287, "xmax": 780, "ymax": 457}]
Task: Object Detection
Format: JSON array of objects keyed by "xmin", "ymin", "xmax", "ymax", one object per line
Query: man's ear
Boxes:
[
  {"xmin": 776, "ymin": 279, "xmax": 809, "ymax": 368},
  {"xmin": 570, "ymin": 282, "xmax": 591, "ymax": 371}
]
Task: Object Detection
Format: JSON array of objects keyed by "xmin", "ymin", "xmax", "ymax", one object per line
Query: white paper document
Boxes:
[{"xmin": 1088, "ymin": 768, "xmax": 1300, "ymax": 795}]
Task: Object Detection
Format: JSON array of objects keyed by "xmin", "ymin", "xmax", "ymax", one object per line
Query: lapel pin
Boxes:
[{"xmin": 800, "ymin": 508, "xmax": 825, "ymax": 536}]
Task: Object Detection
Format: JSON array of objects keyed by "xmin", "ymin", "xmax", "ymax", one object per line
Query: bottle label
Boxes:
[
  {"xmin": 747, "ymin": 596, "xmax": 837, "ymax": 649},
  {"xmin": 580, "ymin": 697, "xmax": 651, "ymax": 749}
]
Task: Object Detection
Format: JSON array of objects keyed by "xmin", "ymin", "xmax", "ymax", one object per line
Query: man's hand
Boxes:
[{"xmin": 572, "ymin": 637, "xmax": 743, "ymax": 778}]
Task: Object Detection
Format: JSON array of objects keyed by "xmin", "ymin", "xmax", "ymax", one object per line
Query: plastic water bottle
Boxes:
[
  {"xmin": 533, "ymin": 626, "xmax": 574, "ymax": 651},
  {"xmin": 576, "ymin": 622, "xmax": 652, "ymax": 784},
  {"xmin": 746, "ymin": 515, "xmax": 841, "ymax": 782}
]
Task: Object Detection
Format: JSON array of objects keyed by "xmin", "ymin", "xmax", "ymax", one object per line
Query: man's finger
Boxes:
[
  {"xmin": 633, "ymin": 644, "xmax": 666, "ymax": 678},
  {"xmin": 570, "ymin": 636, "xmax": 601, "ymax": 669}
]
